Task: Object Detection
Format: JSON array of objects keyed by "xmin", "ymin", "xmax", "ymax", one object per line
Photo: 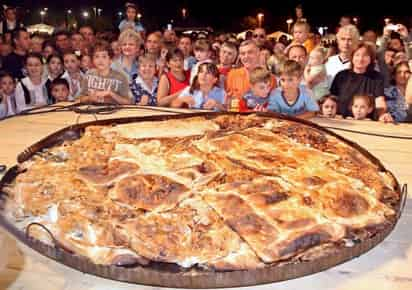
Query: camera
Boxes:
[{"xmin": 387, "ymin": 24, "xmax": 399, "ymax": 31}]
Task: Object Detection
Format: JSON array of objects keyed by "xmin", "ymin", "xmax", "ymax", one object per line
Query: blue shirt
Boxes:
[
  {"xmin": 111, "ymin": 56, "xmax": 139, "ymax": 83},
  {"xmin": 179, "ymin": 86, "xmax": 226, "ymax": 110},
  {"xmin": 130, "ymin": 75, "xmax": 158, "ymax": 106},
  {"xmin": 384, "ymin": 86, "xmax": 408, "ymax": 122},
  {"xmin": 118, "ymin": 20, "xmax": 145, "ymax": 33},
  {"xmin": 268, "ymin": 88, "xmax": 319, "ymax": 116},
  {"xmin": 243, "ymin": 90, "xmax": 270, "ymax": 109}
]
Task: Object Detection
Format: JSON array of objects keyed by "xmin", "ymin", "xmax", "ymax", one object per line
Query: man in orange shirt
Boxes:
[{"xmin": 225, "ymin": 40, "xmax": 276, "ymax": 111}]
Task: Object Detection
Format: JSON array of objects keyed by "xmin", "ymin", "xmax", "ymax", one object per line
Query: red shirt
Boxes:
[{"xmin": 166, "ymin": 71, "xmax": 190, "ymax": 95}]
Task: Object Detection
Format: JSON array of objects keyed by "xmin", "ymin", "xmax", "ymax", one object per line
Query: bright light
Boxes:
[
  {"xmin": 98, "ymin": 8, "xmax": 102, "ymax": 13},
  {"xmin": 44, "ymin": 7, "xmax": 48, "ymax": 11},
  {"xmin": 40, "ymin": 10, "xmax": 46, "ymax": 16},
  {"xmin": 83, "ymin": 11, "xmax": 89, "ymax": 18},
  {"xmin": 118, "ymin": 11, "xmax": 123, "ymax": 17},
  {"xmin": 353, "ymin": 17, "xmax": 358, "ymax": 23},
  {"xmin": 286, "ymin": 18, "xmax": 294, "ymax": 24},
  {"xmin": 384, "ymin": 18, "xmax": 391, "ymax": 25},
  {"xmin": 67, "ymin": 9, "xmax": 72, "ymax": 14},
  {"xmin": 137, "ymin": 13, "xmax": 142, "ymax": 19}
]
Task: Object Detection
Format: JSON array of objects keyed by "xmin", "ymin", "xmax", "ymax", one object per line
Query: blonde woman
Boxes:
[{"xmin": 111, "ymin": 28, "xmax": 142, "ymax": 82}]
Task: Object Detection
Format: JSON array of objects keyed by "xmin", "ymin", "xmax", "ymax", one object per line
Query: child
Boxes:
[
  {"xmin": 217, "ymin": 41, "xmax": 238, "ymax": 88},
  {"xmin": 0, "ymin": 72, "xmax": 17, "ymax": 117},
  {"xmin": 304, "ymin": 47, "xmax": 329, "ymax": 101},
  {"xmin": 291, "ymin": 21, "xmax": 314, "ymax": 53},
  {"xmin": 80, "ymin": 41, "xmax": 132, "ymax": 104},
  {"xmin": 50, "ymin": 78, "xmax": 71, "ymax": 102},
  {"xmin": 243, "ymin": 67, "xmax": 272, "ymax": 111},
  {"xmin": 63, "ymin": 51, "xmax": 83, "ymax": 99},
  {"xmin": 268, "ymin": 60, "xmax": 319, "ymax": 119},
  {"xmin": 172, "ymin": 63, "xmax": 225, "ymax": 110},
  {"xmin": 45, "ymin": 54, "xmax": 68, "ymax": 102},
  {"xmin": 80, "ymin": 54, "xmax": 92, "ymax": 73},
  {"xmin": 118, "ymin": 3, "xmax": 145, "ymax": 34},
  {"xmin": 157, "ymin": 48, "xmax": 190, "ymax": 106},
  {"xmin": 318, "ymin": 94, "xmax": 338, "ymax": 118},
  {"xmin": 15, "ymin": 53, "xmax": 50, "ymax": 113},
  {"xmin": 130, "ymin": 54, "xmax": 158, "ymax": 106},
  {"xmin": 350, "ymin": 95, "xmax": 374, "ymax": 120},
  {"xmin": 190, "ymin": 39, "xmax": 213, "ymax": 84}
]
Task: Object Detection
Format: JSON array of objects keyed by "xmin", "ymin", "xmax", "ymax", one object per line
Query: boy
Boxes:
[
  {"xmin": 80, "ymin": 41, "xmax": 133, "ymax": 104},
  {"xmin": 350, "ymin": 95, "xmax": 374, "ymax": 120},
  {"xmin": 118, "ymin": 3, "xmax": 145, "ymax": 34},
  {"xmin": 268, "ymin": 60, "xmax": 319, "ymax": 119},
  {"xmin": 190, "ymin": 39, "xmax": 213, "ymax": 84},
  {"xmin": 50, "ymin": 78, "xmax": 71, "ymax": 102},
  {"xmin": 243, "ymin": 67, "xmax": 272, "ymax": 111}
]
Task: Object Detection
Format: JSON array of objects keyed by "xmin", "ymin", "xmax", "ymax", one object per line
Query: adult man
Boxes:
[
  {"xmin": 2, "ymin": 28, "xmax": 31, "ymax": 79},
  {"xmin": 79, "ymin": 25, "xmax": 96, "ymax": 46},
  {"xmin": 325, "ymin": 24, "xmax": 359, "ymax": 85},
  {"xmin": 0, "ymin": 7, "xmax": 23, "ymax": 35},
  {"xmin": 252, "ymin": 28, "xmax": 266, "ymax": 48},
  {"xmin": 226, "ymin": 40, "xmax": 276, "ymax": 111},
  {"xmin": 163, "ymin": 28, "xmax": 178, "ymax": 45},
  {"xmin": 145, "ymin": 32, "xmax": 162, "ymax": 58},
  {"xmin": 178, "ymin": 36, "xmax": 196, "ymax": 70},
  {"xmin": 54, "ymin": 31, "xmax": 72, "ymax": 54}
]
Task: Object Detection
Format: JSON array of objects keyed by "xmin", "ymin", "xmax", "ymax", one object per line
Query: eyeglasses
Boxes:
[{"xmin": 253, "ymin": 34, "xmax": 265, "ymax": 39}]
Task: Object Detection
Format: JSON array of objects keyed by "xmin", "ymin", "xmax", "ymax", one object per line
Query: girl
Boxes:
[
  {"xmin": 318, "ymin": 94, "xmax": 338, "ymax": 118},
  {"xmin": 45, "ymin": 54, "xmax": 68, "ymax": 102},
  {"xmin": 80, "ymin": 54, "xmax": 93, "ymax": 73},
  {"xmin": 130, "ymin": 54, "xmax": 158, "ymax": 106},
  {"xmin": 350, "ymin": 95, "xmax": 375, "ymax": 120},
  {"xmin": 15, "ymin": 53, "xmax": 50, "ymax": 113},
  {"xmin": 157, "ymin": 48, "xmax": 190, "ymax": 106},
  {"xmin": 172, "ymin": 63, "xmax": 226, "ymax": 110},
  {"xmin": 63, "ymin": 51, "xmax": 84, "ymax": 99},
  {"xmin": 384, "ymin": 61, "xmax": 411, "ymax": 122},
  {"xmin": 111, "ymin": 29, "xmax": 141, "ymax": 82}
]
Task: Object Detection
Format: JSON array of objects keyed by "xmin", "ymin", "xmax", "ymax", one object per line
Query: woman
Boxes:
[
  {"xmin": 156, "ymin": 48, "xmax": 190, "ymax": 106},
  {"xmin": 15, "ymin": 53, "xmax": 50, "ymax": 113},
  {"xmin": 330, "ymin": 42, "xmax": 393, "ymax": 122},
  {"xmin": 384, "ymin": 61, "xmax": 411, "ymax": 122},
  {"xmin": 111, "ymin": 29, "xmax": 141, "ymax": 82}
]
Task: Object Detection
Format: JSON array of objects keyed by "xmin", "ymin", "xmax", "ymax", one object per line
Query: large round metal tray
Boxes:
[{"xmin": 0, "ymin": 112, "xmax": 406, "ymax": 288}]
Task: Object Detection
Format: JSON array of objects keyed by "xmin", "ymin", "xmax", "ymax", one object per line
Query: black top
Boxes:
[
  {"xmin": 2, "ymin": 52, "xmax": 26, "ymax": 80},
  {"xmin": 330, "ymin": 69, "xmax": 384, "ymax": 117}
]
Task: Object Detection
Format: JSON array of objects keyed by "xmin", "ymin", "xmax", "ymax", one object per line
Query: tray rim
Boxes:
[{"xmin": 0, "ymin": 111, "xmax": 404, "ymax": 288}]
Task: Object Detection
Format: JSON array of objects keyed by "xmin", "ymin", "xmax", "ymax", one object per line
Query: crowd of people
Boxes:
[{"xmin": 1, "ymin": 4, "xmax": 412, "ymax": 123}]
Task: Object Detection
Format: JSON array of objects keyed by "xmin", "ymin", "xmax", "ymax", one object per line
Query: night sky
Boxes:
[{"xmin": 5, "ymin": 0, "xmax": 412, "ymax": 33}]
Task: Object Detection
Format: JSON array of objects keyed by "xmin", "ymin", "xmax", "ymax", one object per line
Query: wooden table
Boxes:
[{"xmin": 1, "ymin": 107, "xmax": 412, "ymax": 290}]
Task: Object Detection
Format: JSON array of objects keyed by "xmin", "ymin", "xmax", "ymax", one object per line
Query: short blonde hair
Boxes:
[
  {"xmin": 138, "ymin": 54, "xmax": 156, "ymax": 66},
  {"xmin": 337, "ymin": 24, "xmax": 360, "ymax": 48},
  {"xmin": 279, "ymin": 59, "xmax": 303, "ymax": 77},
  {"xmin": 292, "ymin": 21, "xmax": 310, "ymax": 33},
  {"xmin": 249, "ymin": 67, "xmax": 272, "ymax": 84},
  {"xmin": 310, "ymin": 46, "xmax": 327, "ymax": 61},
  {"xmin": 118, "ymin": 28, "xmax": 142, "ymax": 47}
]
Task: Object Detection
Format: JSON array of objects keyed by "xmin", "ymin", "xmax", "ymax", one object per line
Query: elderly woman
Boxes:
[
  {"xmin": 384, "ymin": 62, "xmax": 411, "ymax": 122},
  {"xmin": 330, "ymin": 42, "xmax": 393, "ymax": 122}
]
